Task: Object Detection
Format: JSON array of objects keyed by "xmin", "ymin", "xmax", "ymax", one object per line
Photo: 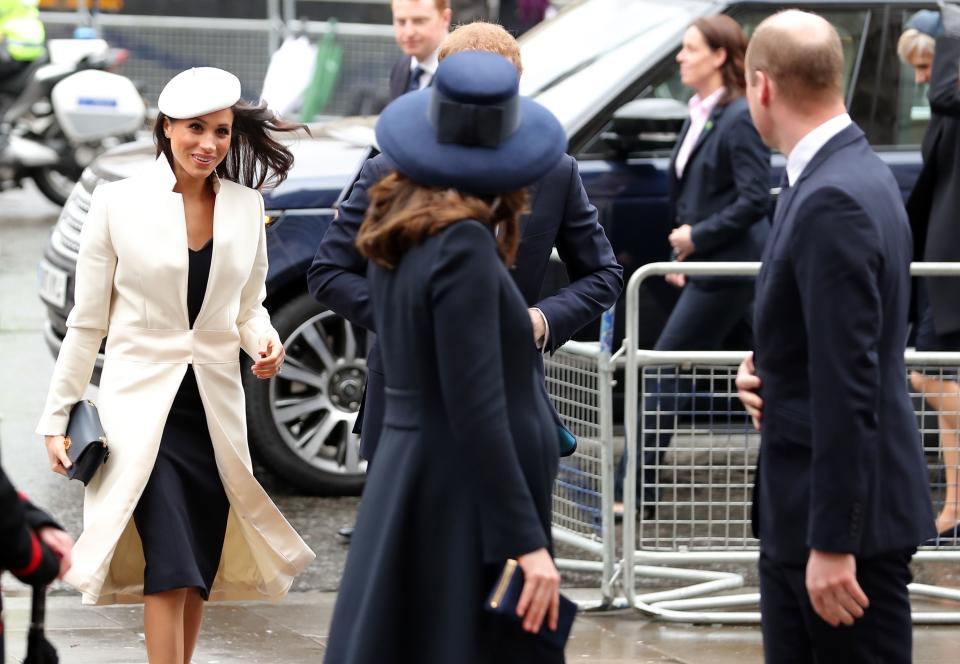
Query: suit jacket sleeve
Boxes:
[
  {"xmin": 430, "ymin": 222, "xmax": 549, "ymax": 563},
  {"xmin": 689, "ymin": 108, "xmax": 771, "ymax": 255},
  {"xmin": 0, "ymin": 467, "xmax": 61, "ymax": 586},
  {"xmin": 533, "ymin": 157, "xmax": 624, "ymax": 352},
  {"xmin": 36, "ymin": 186, "xmax": 116, "ymax": 436},
  {"xmin": 791, "ymin": 187, "xmax": 883, "ymax": 555},
  {"xmin": 929, "ymin": 36, "xmax": 960, "ymax": 116},
  {"xmin": 237, "ymin": 191, "xmax": 280, "ymax": 358},
  {"xmin": 306, "ymin": 156, "xmax": 387, "ymax": 333}
]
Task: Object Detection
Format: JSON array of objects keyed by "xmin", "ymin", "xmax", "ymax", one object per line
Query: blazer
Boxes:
[
  {"xmin": 36, "ymin": 156, "xmax": 314, "ymax": 605},
  {"xmin": 752, "ymin": 124, "xmax": 935, "ymax": 564},
  {"xmin": 324, "ymin": 220, "xmax": 559, "ymax": 662},
  {"xmin": 307, "ymin": 152, "xmax": 623, "ymax": 461},
  {"xmin": 905, "ymin": 34, "xmax": 960, "ymax": 334},
  {"xmin": 388, "ymin": 55, "xmax": 414, "ymax": 102},
  {"xmin": 668, "ymin": 96, "xmax": 770, "ymax": 269}
]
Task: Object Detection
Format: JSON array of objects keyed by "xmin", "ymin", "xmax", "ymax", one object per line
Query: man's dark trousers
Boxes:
[{"xmin": 759, "ymin": 551, "xmax": 914, "ymax": 664}]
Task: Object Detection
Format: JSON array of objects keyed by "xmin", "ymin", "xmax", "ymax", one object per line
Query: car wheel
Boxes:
[{"xmin": 244, "ymin": 293, "xmax": 367, "ymax": 494}]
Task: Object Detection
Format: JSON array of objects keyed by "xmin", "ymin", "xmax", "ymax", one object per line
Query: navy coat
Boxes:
[
  {"xmin": 668, "ymin": 96, "xmax": 770, "ymax": 270},
  {"xmin": 752, "ymin": 123, "xmax": 935, "ymax": 564},
  {"xmin": 323, "ymin": 221, "xmax": 561, "ymax": 663},
  {"xmin": 308, "ymin": 152, "xmax": 623, "ymax": 461},
  {"xmin": 905, "ymin": 35, "xmax": 960, "ymax": 334}
]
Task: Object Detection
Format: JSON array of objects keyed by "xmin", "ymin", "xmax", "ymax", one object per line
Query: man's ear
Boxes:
[
  {"xmin": 758, "ymin": 71, "xmax": 772, "ymax": 107},
  {"xmin": 442, "ymin": 8, "xmax": 452, "ymax": 26}
]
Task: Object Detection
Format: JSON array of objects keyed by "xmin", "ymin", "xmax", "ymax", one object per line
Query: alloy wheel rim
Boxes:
[{"xmin": 269, "ymin": 310, "xmax": 367, "ymax": 476}]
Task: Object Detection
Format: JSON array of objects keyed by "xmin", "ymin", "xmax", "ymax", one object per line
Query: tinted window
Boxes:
[{"xmin": 577, "ymin": 6, "xmax": 870, "ymax": 160}]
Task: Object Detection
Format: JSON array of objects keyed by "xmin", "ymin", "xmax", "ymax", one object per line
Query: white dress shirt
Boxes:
[
  {"xmin": 785, "ymin": 112, "xmax": 852, "ymax": 186},
  {"xmin": 410, "ymin": 49, "xmax": 440, "ymax": 90}
]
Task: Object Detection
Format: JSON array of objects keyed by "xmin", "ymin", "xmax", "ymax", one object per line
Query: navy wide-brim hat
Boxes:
[{"xmin": 375, "ymin": 51, "xmax": 566, "ymax": 196}]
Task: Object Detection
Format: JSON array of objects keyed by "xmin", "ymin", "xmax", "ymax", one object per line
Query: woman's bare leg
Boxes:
[
  {"xmin": 182, "ymin": 589, "xmax": 205, "ymax": 664},
  {"xmin": 911, "ymin": 372, "xmax": 960, "ymax": 533},
  {"xmin": 144, "ymin": 589, "xmax": 187, "ymax": 664}
]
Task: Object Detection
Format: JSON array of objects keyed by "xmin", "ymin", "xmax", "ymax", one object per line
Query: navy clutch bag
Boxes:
[
  {"xmin": 484, "ymin": 559, "xmax": 577, "ymax": 650},
  {"xmin": 64, "ymin": 400, "xmax": 110, "ymax": 485}
]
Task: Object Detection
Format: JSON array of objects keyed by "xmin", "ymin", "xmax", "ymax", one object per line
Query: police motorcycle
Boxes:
[{"xmin": 0, "ymin": 38, "xmax": 145, "ymax": 205}]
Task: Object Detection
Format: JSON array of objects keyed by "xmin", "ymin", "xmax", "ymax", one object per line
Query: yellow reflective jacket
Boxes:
[{"xmin": 0, "ymin": 0, "xmax": 45, "ymax": 62}]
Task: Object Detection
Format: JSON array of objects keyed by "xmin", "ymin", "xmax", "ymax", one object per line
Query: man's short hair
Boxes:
[
  {"xmin": 745, "ymin": 10, "xmax": 844, "ymax": 105},
  {"xmin": 897, "ymin": 28, "xmax": 935, "ymax": 63},
  {"xmin": 439, "ymin": 21, "xmax": 523, "ymax": 75},
  {"xmin": 392, "ymin": 0, "xmax": 449, "ymax": 12}
]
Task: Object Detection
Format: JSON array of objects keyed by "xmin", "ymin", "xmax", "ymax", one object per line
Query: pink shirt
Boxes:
[{"xmin": 674, "ymin": 87, "xmax": 725, "ymax": 179}]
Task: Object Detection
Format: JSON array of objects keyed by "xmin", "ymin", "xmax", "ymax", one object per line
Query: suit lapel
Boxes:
[
  {"xmin": 683, "ymin": 102, "xmax": 725, "ymax": 171},
  {"xmin": 765, "ymin": 123, "xmax": 864, "ymax": 254},
  {"xmin": 669, "ymin": 117, "xmax": 691, "ymax": 191}
]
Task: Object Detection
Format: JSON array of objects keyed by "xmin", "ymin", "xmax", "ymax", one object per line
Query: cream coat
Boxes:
[{"xmin": 37, "ymin": 156, "xmax": 315, "ymax": 605}]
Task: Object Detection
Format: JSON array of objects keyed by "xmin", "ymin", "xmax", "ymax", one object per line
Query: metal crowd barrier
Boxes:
[
  {"xmin": 40, "ymin": 11, "xmax": 397, "ymax": 116},
  {"xmin": 621, "ymin": 261, "xmax": 960, "ymax": 624},
  {"xmin": 545, "ymin": 333, "xmax": 621, "ymax": 609}
]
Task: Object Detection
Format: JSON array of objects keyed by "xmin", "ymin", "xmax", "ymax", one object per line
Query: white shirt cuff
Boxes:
[{"xmin": 532, "ymin": 307, "xmax": 549, "ymax": 353}]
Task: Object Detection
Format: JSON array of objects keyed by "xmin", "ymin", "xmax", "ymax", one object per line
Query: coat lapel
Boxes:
[
  {"xmin": 683, "ymin": 102, "xmax": 725, "ymax": 171},
  {"xmin": 151, "ymin": 155, "xmax": 225, "ymax": 330},
  {"xmin": 765, "ymin": 123, "xmax": 864, "ymax": 253}
]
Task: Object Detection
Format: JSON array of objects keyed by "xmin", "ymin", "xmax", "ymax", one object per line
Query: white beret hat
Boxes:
[{"xmin": 157, "ymin": 67, "xmax": 242, "ymax": 119}]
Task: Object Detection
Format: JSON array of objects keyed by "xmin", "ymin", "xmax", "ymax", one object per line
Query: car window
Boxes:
[{"xmin": 576, "ymin": 6, "xmax": 869, "ymax": 160}]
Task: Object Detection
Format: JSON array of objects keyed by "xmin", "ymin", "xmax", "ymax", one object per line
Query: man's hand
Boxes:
[
  {"xmin": 806, "ymin": 549, "xmax": 869, "ymax": 627},
  {"xmin": 669, "ymin": 224, "xmax": 695, "ymax": 261},
  {"xmin": 528, "ymin": 308, "xmax": 547, "ymax": 350},
  {"xmin": 37, "ymin": 527, "xmax": 74, "ymax": 579},
  {"xmin": 736, "ymin": 352, "xmax": 763, "ymax": 430}
]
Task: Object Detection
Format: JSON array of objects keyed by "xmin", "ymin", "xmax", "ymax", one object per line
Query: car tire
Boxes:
[{"xmin": 244, "ymin": 293, "xmax": 367, "ymax": 495}]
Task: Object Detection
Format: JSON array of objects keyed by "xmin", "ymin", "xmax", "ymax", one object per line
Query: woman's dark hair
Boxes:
[
  {"xmin": 356, "ymin": 172, "xmax": 528, "ymax": 269},
  {"xmin": 154, "ymin": 99, "xmax": 305, "ymax": 189},
  {"xmin": 692, "ymin": 14, "xmax": 748, "ymax": 102}
]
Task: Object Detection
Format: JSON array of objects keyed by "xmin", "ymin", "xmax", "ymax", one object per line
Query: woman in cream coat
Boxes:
[{"xmin": 36, "ymin": 68, "xmax": 315, "ymax": 664}]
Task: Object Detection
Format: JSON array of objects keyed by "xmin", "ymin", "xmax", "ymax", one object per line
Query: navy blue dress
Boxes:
[
  {"xmin": 133, "ymin": 239, "xmax": 229, "ymax": 599},
  {"xmin": 324, "ymin": 221, "xmax": 562, "ymax": 663}
]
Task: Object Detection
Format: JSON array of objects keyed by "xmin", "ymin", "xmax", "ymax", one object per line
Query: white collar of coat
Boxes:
[{"xmin": 153, "ymin": 154, "xmax": 223, "ymax": 195}]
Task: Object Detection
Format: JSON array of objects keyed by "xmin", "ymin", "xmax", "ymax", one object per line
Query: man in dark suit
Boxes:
[
  {"xmin": 309, "ymin": 22, "xmax": 623, "ymax": 538},
  {"xmin": 738, "ymin": 10, "xmax": 935, "ymax": 662},
  {"xmin": 387, "ymin": 0, "xmax": 451, "ymax": 101}
]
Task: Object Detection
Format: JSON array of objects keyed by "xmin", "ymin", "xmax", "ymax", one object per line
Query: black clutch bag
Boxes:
[
  {"xmin": 484, "ymin": 559, "xmax": 577, "ymax": 651},
  {"xmin": 64, "ymin": 400, "xmax": 109, "ymax": 485}
]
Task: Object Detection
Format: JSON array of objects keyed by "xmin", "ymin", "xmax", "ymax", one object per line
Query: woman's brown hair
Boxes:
[
  {"xmin": 154, "ymin": 99, "xmax": 304, "ymax": 190},
  {"xmin": 356, "ymin": 172, "xmax": 528, "ymax": 269},
  {"xmin": 692, "ymin": 14, "xmax": 748, "ymax": 102}
]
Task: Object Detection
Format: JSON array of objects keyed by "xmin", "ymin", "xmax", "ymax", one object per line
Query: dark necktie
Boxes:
[
  {"xmin": 405, "ymin": 66, "xmax": 425, "ymax": 94},
  {"xmin": 773, "ymin": 172, "xmax": 792, "ymax": 224}
]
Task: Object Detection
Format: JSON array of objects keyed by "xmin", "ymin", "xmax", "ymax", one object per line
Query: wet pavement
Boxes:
[{"xmin": 4, "ymin": 585, "xmax": 960, "ymax": 663}]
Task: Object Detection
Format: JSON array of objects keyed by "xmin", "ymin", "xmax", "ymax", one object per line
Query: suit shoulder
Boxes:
[{"xmin": 539, "ymin": 153, "xmax": 577, "ymax": 187}]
